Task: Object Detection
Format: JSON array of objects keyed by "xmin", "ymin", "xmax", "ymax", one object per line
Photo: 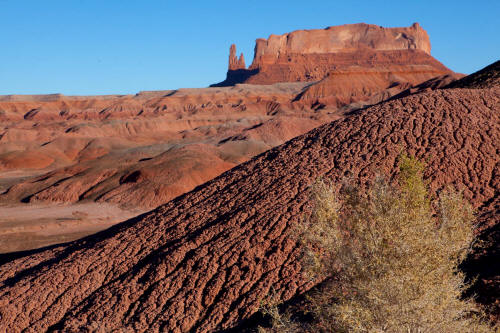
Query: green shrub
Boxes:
[{"xmin": 263, "ymin": 155, "xmax": 493, "ymax": 332}]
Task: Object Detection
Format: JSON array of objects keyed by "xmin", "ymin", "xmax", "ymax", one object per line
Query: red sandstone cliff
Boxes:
[
  {"xmin": 213, "ymin": 23, "xmax": 452, "ymax": 86},
  {"xmin": 250, "ymin": 22, "xmax": 431, "ymax": 67}
]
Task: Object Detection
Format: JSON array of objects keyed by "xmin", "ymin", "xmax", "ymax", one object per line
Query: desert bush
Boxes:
[{"xmin": 264, "ymin": 155, "xmax": 493, "ymax": 332}]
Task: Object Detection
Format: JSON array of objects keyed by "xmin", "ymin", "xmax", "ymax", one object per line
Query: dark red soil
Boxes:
[{"xmin": 0, "ymin": 87, "xmax": 498, "ymax": 332}]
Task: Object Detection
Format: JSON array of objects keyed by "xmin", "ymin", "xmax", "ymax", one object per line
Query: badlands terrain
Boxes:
[
  {"xmin": 0, "ymin": 23, "xmax": 498, "ymax": 331},
  {"xmin": 0, "ymin": 83, "xmax": 331, "ymax": 252},
  {"xmin": 0, "ymin": 23, "xmax": 457, "ymax": 253}
]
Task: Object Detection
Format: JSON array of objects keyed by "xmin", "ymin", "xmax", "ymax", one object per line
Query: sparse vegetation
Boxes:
[{"xmin": 262, "ymin": 155, "xmax": 494, "ymax": 332}]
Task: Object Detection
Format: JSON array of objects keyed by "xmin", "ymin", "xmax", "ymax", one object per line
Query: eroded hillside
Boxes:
[{"xmin": 0, "ymin": 86, "xmax": 497, "ymax": 332}]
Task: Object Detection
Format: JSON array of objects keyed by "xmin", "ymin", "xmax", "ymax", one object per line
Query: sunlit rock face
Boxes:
[{"xmin": 214, "ymin": 22, "xmax": 451, "ymax": 86}]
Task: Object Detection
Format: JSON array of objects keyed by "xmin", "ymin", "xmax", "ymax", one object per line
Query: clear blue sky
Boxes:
[{"xmin": 0, "ymin": 0, "xmax": 498, "ymax": 95}]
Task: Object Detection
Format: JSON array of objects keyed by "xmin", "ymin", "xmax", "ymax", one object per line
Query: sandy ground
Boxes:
[{"xmin": 0, "ymin": 202, "xmax": 145, "ymax": 253}]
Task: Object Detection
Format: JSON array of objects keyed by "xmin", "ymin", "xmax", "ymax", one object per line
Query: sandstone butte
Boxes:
[
  {"xmin": 214, "ymin": 22, "xmax": 450, "ymax": 86},
  {"xmin": 0, "ymin": 59, "xmax": 498, "ymax": 331}
]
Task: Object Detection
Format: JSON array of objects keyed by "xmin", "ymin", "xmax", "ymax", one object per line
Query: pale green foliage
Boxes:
[{"xmin": 269, "ymin": 155, "xmax": 493, "ymax": 332}]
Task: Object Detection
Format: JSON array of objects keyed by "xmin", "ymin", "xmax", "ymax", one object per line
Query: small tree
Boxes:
[{"xmin": 264, "ymin": 155, "xmax": 493, "ymax": 332}]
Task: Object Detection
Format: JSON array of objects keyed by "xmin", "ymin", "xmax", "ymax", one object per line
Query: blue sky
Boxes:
[{"xmin": 0, "ymin": 0, "xmax": 498, "ymax": 95}]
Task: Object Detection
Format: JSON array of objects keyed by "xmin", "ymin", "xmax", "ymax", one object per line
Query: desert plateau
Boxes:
[{"xmin": 0, "ymin": 3, "xmax": 498, "ymax": 332}]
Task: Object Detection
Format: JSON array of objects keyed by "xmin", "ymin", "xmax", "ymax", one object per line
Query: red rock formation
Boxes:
[
  {"xmin": 228, "ymin": 44, "xmax": 246, "ymax": 70},
  {"xmin": 250, "ymin": 22, "xmax": 431, "ymax": 67},
  {"xmin": 214, "ymin": 23, "xmax": 452, "ymax": 87},
  {"xmin": 296, "ymin": 68, "xmax": 467, "ymax": 111},
  {"xmin": 388, "ymin": 72, "xmax": 465, "ymax": 101},
  {"xmin": 0, "ymin": 84, "xmax": 497, "ymax": 331},
  {"xmin": 238, "ymin": 52, "xmax": 245, "ymax": 69}
]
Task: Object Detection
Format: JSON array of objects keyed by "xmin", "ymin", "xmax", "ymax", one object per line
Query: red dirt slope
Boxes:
[
  {"xmin": 0, "ymin": 87, "xmax": 498, "ymax": 332},
  {"xmin": 295, "ymin": 67, "xmax": 463, "ymax": 108}
]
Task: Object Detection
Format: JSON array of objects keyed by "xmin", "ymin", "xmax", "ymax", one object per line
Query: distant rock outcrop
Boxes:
[
  {"xmin": 228, "ymin": 44, "xmax": 246, "ymax": 70},
  {"xmin": 213, "ymin": 23, "xmax": 451, "ymax": 87},
  {"xmin": 250, "ymin": 22, "xmax": 431, "ymax": 66}
]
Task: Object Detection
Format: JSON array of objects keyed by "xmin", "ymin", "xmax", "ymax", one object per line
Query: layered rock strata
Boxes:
[{"xmin": 214, "ymin": 23, "xmax": 451, "ymax": 86}]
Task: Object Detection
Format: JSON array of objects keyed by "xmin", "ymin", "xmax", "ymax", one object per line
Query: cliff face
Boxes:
[
  {"xmin": 213, "ymin": 23, "xmax": 451, "ymax": 87},
  {"xmin": 250, "ymin": 22, "xmax": 431, "ymax": 68}
]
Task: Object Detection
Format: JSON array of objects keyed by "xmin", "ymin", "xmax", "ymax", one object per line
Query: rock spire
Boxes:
[{"xmin": 228, "ymin": 44, "xmax": 246, "ymax": 70}]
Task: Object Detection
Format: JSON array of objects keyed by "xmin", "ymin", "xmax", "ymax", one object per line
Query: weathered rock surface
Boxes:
[
  {"xmin": 214, "ymin": 23, "xmax": 451, "ymax": 86},
  {"xmin": 250, "ymin": 22, "xmax": 431, "ymax": 65},
  {"xmin": 228, "ymin": 44, "xmax": 246, "ymax": 70},
  {"xmin": 0, "ymin": 83, "xmax": 334, "ymax": 210},
  {"xmin": 296, "ymin": 66, "xmax": 462, "ymax": 108},
  {"xmin": 0, "ymin": 85, "xmax": 498, "ymax": 331},
  {"xmin": 388, "ymin": 72, "xmax": 465, "ymax": 101}
]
